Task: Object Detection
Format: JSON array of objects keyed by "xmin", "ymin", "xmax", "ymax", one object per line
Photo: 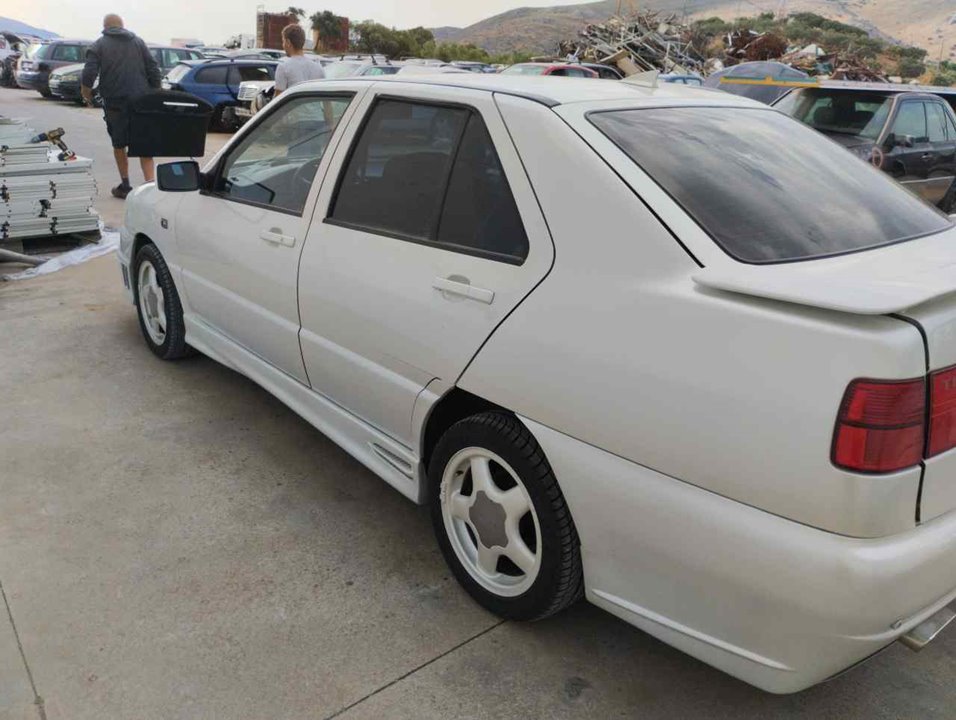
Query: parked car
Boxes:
[
  {"xmin": 16, "ymin": 38, "xmax": 93, "ymax": 96},
  {"xmin": 450, "ymin": 61, "xmax": 495, "ymax": 74},
  {"xmin": 120, "ymin": 74, "xmax": 956, "ymax": 694},
  {"xmin": 324, "ymin": 60, "xmax": 403, "ymax": 79},
  {"xmin": 578, "ymin": 62, "xmax": 623, "ymax": 80},
  {"xmin": 50, "ymin": 45, "xmax": 206, "ymax": 105},
  {"xmin": 501, "ymin": 62, "xmax": 599, "ymax": 78},
  {"xmin": 162, "ymin": 59, "xmax": 278, "ymax": 129},
  {"xmin": 225, "ymin": 48, "xmax": 285, "ymax": 61},
  {"xmin": 0, "ymin": 31, "xmax": 37, "ymax": 87},
  {"xmin": 660, "ymin": 72, "xmax": 703, "ymax": 86},
  {"xmin": 774, "ymin": 83, "xmax": 956, "ymax": 212}
]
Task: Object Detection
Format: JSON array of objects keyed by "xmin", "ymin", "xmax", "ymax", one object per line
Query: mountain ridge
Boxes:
[{"xmin": 432, "ymin": 0, "xmax": 955, "ymax": 60}]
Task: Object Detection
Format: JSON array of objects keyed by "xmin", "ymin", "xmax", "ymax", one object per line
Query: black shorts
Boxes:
[{"xmin": 103, "ymin": 97, "xmax": 131, "ymax": 149}]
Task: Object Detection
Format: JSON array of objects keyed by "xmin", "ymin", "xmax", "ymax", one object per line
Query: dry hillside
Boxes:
[{"xmin": 434, "ymin": 0, "xmax": 956, "ymax": 60}]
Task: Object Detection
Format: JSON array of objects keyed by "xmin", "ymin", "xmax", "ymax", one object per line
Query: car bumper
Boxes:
[
  {"xmin": 16, "ymin": 71, "xmax": 47, "ymax": 91},
  {"xmin": 523, "ymin": 417, "xmax": 956, "ymax": 693},
  {"xmin": 49, "ymin": 79, "xmax": 81, "ymax": 99}
]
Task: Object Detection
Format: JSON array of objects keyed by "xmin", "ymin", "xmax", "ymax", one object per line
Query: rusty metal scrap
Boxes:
[
  {"xmin": 725, "ymin": 30, "xmax": 788, "ymax": 63},
  {"xmin": 559, "ymin": 12, "xmax": 706, "ymax": 76}
]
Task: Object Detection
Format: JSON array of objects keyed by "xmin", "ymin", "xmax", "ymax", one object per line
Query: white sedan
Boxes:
[{"xmin": 118, "ymin": 74, "xmax": 956, "ymax": 693}]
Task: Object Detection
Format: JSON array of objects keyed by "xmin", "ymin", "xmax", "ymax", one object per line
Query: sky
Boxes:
[{"xmin": 4, "ymin": 0, "xmax": 589, "ymax": 45}]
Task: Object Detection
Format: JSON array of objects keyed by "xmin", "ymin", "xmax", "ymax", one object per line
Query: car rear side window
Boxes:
[
  {"xmin": 52, "ymin": 45, "xmax": 83, "ymax": 62},
  {"xmin": 235, "ymin": 65, "xmax": 273, "ymax": 82},
  {"xmin": 437, "ymin": 115, "xmax": 528, "ymax": 263},
  {"xmin": 195, "ymin": 65, "xmax": 228, "ymax": 84},
  {"xmin": 589, "ymin": 107, "xmax": 952, "ymax": 263},
  {"xmin": 330, "ymin": 98, "xmax": 528, "ymax": 264}
]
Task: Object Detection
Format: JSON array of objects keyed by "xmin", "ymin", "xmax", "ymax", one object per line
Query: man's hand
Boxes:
[{"xmin": 80, "ymin": 86, "xmax": 94, "ymax": 106}]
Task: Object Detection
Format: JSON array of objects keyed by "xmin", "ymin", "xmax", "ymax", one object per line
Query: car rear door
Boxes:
[
  {"xmin": 296, "ymin": 85, "xmax": 554, "ymax": 445},
  {"xmin": 175, "ymin": 91, "xmax": 362, "ymax": 382}
]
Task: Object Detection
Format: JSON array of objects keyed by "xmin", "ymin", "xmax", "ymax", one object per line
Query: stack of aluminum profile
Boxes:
[{"xmin": 1, "ymin": 116, "xmax": 100, "ymax": 241}]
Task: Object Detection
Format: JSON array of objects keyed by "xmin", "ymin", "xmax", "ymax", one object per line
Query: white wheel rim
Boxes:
[
  {"xmin": 440, "ymin": 447, "xmax": 542, "ymax": 597},
  {"xmin": 137, "ymin": 260, "xmax": 167, "ymax": 346}
]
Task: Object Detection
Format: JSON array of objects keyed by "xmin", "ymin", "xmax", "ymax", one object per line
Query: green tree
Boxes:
[
  {"xmin": 310, "ymin": 10, "xmax": 343, "ymax": 51},
  {"xmin": 287, "ymin": 6, "xmax": 305, "ymax": 20}
]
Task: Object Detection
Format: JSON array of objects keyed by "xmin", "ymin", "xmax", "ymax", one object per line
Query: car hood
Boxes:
[
  {"xmin": 694, "ymin": 222, "xmax": 956, "ymax": 315},
  {"xmin": 51, "ymin": 63, "xmax": 84, "ymax": 77},
  {"xmin": 817, "ymin": 132, "xmax": 875, "ymax": 151}
]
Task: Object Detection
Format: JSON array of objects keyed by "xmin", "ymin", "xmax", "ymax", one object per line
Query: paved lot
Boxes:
[{"xmin": 2, "ymin": 86, "xmax": 956, "ymax": 719}]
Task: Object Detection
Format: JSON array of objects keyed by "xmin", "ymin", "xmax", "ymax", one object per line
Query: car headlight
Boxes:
[{"xmin": 59, "ymin": 71, "xmax": 80, "ymax": 82}]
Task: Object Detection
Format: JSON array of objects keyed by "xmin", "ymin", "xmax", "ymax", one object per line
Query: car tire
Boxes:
[
  {"xmin": 133, "ymin": 243, "xmax": 194, "ymax": 360},
  {"xmin": 429, "ymin": 412, "xmax": 584, "ymax": 621}
]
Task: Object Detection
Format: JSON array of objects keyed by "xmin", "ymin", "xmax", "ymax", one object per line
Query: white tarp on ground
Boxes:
[{"xmin": 2, "ymin": 229, "xmax": 119, "ymax": 281}]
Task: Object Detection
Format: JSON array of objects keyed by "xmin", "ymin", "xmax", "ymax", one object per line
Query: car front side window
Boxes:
[
  {"xmin": 329, "ymin": 98, "xmax": 528, "ymax": 264},
  {"xmin": 214, "ymin": 94, "xmax": 353, "ymax": 215}
]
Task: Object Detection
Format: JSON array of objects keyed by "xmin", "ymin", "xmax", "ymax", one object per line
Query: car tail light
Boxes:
[
  {"xmin": 928, "ymin": 366, "xmax": 956, "ymax": 457},
  {"xmin": 833, "ymin": 379, "xmax": 925, "ymax": 473}
]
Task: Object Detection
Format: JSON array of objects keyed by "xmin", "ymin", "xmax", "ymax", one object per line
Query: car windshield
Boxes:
[
  {"xmin": 325, "ymin": 62, "xmax": 361, "ymax": 79},
  {"xmin": 502, "ymin": 65, "xmax": 547, "ymax": 76},
  {"xmin": 775, "ymin": 88, "xmax": 894, "ymax": 140},
  {"xmin": 165, "ymin": 64, "xmax": 191, "ymax": 83},
  {"xmin": 590, "ymin": 107, "xmax": 952, "ymax": 263}
]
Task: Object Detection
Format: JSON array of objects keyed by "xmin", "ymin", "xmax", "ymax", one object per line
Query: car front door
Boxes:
[
  {"xmin": 175, "ymin": 91, "xmax": 360, "ymax": 382},
  {"xmin": 883, "ymin": 99, "xmax": 933, "ymax": 202},
  {"xmin": 297, "ymin": 86, "xmax": 554, "ymax": 445}
]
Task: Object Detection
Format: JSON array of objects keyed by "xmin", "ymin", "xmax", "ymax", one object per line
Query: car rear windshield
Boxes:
[
  {"xmin": 774, "ymin": 88, "xmax": 894, "ymax": 140},
  {"xmin": 589, "ymin": 107, "xmax": 952, "ymax": 263}
]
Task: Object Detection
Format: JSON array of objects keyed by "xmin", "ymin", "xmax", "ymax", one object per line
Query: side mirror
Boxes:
[
  {"xmin": 156, "ymin": 161, "xmax": 201, "ymax": 192},
  {"xmin": 886, "ymin": 133, "xmax": 916, "ymax": 150}
]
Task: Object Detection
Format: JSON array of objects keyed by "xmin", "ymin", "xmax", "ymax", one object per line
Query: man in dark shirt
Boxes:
[{"xmin": 81, "ymin": 14, "xmax": 161, "ymax": 199}]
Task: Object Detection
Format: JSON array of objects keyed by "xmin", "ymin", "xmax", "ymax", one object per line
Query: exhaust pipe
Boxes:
[{"xmin": 899, "ymin": 606, "xmax": 956, "ymax": 651}]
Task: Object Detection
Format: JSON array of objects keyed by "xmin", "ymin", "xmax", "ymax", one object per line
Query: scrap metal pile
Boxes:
[
  {"xmin": 0, "ymin": 116, "xmax": 99, "ymax": 243},
  {"xmin": 560, "ymin": 12, "xmax": 706, "ymax": 76},
  {"xmin": 722, "ymin": 28, "xmax": 888, "ymax": 81}
]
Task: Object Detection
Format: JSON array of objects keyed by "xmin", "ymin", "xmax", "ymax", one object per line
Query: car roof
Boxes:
[
  {"xmin": 817, "ymin": 79, "xmax": 956, "ymax": 97},
  {"xmin": 291, "ymin": 74, "xmax": 761, "ymax": 109},
  {"xmin": 181, "ymin": 58, "xmax": 277, "ymax": 67},
  {"xmin": 49, "ymin": 39, "xmax": 93, "ymax": 44}
]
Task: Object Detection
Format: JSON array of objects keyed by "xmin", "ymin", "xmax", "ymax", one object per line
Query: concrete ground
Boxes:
[{"xmin": 2, "ymin": 86, "xmax": 956, "ymax": 719}]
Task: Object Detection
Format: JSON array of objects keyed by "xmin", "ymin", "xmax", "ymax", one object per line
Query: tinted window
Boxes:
[
  {"xmin": 216, "ymin": 95, "xmax": 352, "ymax": 214},
  {"xmin": 195, "ymin": 65, "xmax": 228, "ymax": 84},
  {"xmin": 437, "ymin": 115, "xmax": 528, "ymax": 263},
  {"xmin": 150, "ymin": 48, "xmax": 162, "ymax": 65},
  {"xmin": 590, "ymin": 108, "xmax": 951, "ymax": 263},
  {"xmin": 927, "ymin": 103, "xmax": 949, "ymax": 142},
  {"xmin": 331, "ymin": 99, "xmax": 468, "ymax": 240},
  {"xmin": 52, "ymin": 44, "xmax": 83, "ymax": 62},
  {"xmin": 234, "ymin": 65, "xmax": 274, "ymax": 82},
  {"xmin": 892, "ymin": 102, "xmax": 927, "ymax": 140}
]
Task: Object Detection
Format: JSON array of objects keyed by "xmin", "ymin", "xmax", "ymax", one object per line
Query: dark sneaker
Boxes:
[{"xmin": 111, "ymin": 183, "xmax": 131, "ymax": 199}]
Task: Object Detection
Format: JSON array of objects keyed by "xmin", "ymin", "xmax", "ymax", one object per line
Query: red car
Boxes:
[{"xmin": 500, "ymin": 62, "xmax": 599, "ymax": 78}]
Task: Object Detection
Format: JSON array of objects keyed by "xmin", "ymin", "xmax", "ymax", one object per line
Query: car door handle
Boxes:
[
  {"xmin": 259, "ymin": 229, "xmax": 296, "ymax": 248},
  {"xmin": 432, "ymin": 276, "xmax": 495, "ymax": 305}
]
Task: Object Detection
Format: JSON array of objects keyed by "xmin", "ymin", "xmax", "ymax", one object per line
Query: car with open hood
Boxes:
[{"xmin": 118, "ymin": 74, "xmax": 956, "ymax": 694}]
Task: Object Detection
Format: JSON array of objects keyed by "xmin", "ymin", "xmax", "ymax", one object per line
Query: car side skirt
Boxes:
[{"xmin": 184, "ymin": 315, "xmax": 423, "ymax": 503}]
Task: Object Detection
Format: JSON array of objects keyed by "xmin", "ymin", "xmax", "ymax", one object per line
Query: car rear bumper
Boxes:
[
  {"xmin": 523, "ymin": 417, "xmax": 956, "ymax": 693},
  {"xmin": 16, "ymin": 71, "xmax": 47, "ymax": 91}
]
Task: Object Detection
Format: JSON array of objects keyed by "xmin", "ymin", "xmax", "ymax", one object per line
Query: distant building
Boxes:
[{"xmin": 257, "ymin": 10, "xmax": 295, "ymax": 50}]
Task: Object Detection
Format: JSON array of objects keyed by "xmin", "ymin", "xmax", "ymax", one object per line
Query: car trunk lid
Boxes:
[
  {"xmin": 697, "ymin": 222, "xmax": 956, "ymax": 524},
  {"xmin": 693, "ymin": 223, "xmax": 956, "ymax": 316}
]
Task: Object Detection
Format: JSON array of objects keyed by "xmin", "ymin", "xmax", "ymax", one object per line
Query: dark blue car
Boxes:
[{"xmin": 163, "ymin": 59, "xmax": 277, "ymax": 130}]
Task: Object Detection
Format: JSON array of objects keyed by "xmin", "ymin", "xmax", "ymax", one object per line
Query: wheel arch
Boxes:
[{"xmin": 420, "ymin": 387, "xmax": 516, "ymax": 472}]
